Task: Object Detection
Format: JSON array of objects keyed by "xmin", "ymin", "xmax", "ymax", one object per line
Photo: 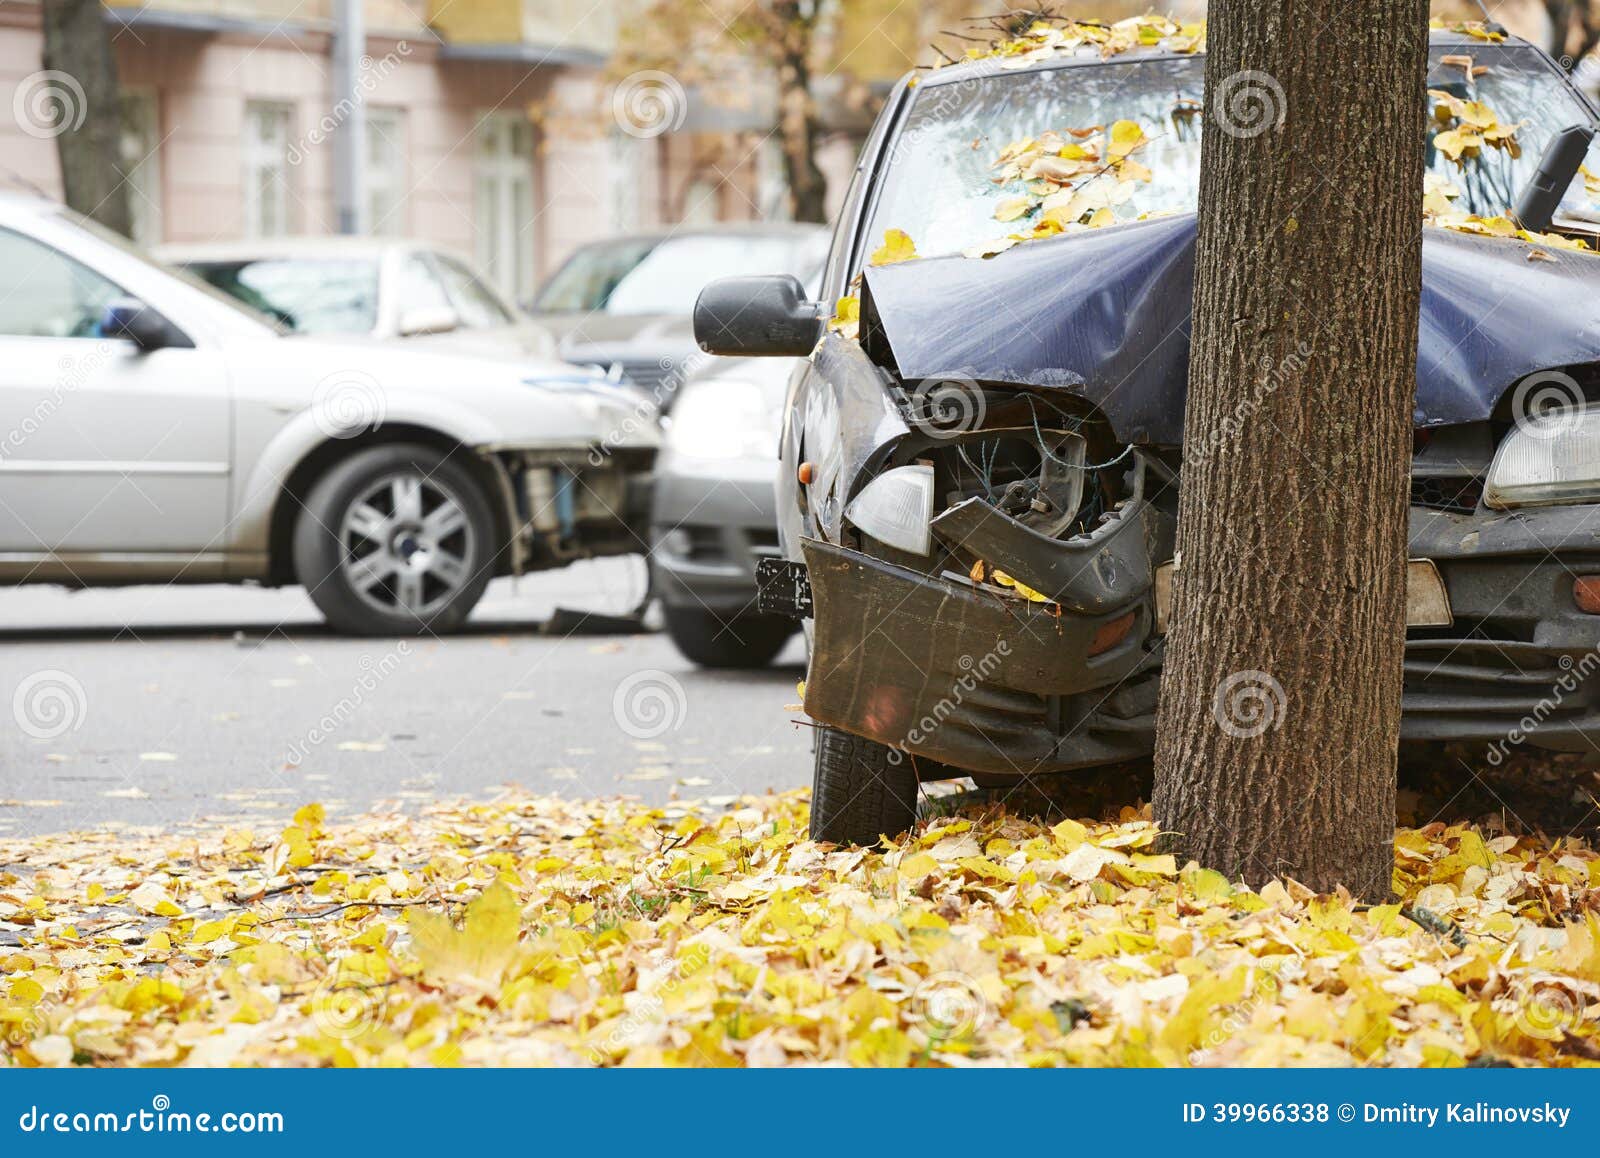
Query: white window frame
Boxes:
[
  {"xmin": 474, "ymin": 112, "xmax": 537, "ymax": 301},
  {"xmin": 118, "ymin": 88, "xmax": 163, "ymax": 246},
  {"xmin": 243, "ymin": 100, "xmax": 295, "ymax": 238},
  {"xmin": 365, "ymin": 106, "xmax": 407, "ymax": 236}
]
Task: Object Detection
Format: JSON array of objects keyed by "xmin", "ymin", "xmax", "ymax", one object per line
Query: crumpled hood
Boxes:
[{"xmin": 861, "ymin": 213, "xmax": 1600, "ymax": 444}]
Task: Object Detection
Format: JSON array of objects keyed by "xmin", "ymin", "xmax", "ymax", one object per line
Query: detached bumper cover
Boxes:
[{"xmin": 803, "ymin": 503, "xmax": 1600, "ymax": 777}]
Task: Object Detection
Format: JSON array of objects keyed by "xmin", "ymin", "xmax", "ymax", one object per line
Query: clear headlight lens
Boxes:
[
  {"xmin": 844, "ymin": 464, "xmax": 934, "ymax": 555},
  {"xmin": 1486, "ymin": 409, "xmax": 1600, "ymax": 508},
  {"xmin": 666, "ymin": 378, "xmax": 780, "ymax": 461}
]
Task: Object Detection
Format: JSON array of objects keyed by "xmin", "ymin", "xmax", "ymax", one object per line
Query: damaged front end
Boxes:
[{"xmin": 768, "ymin": 221, "xmax": 1600, "ymax": 781}]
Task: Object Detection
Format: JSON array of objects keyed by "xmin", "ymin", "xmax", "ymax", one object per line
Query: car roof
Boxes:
[
  {"xmin": 155, "ymin": 236, "xmax": 427, "ymax": 263},
  {"xmin": 915, "ymin": 27, "xmax": 1539, "ymax": 89},
  {"xmin": 571, "ymin": 223, "xmax": 830, "ymax": 248}
]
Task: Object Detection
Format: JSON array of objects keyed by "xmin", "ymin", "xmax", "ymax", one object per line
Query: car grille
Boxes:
[
  {"xmin": 618, "ymin": 358, "xmax": 682, "ymax": 399},
  {"xmin": 1410, "ymin": 474, "xmax": 1484, "ymax": 514}
]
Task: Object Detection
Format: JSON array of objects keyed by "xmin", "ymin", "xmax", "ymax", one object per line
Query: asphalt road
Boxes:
[{"xmin": 0, "ymin": 559, "xmax": 811, "ymax": 839}]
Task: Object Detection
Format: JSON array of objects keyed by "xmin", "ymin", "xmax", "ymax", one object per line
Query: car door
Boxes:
[{"xmin": 0, "ymin": 225, "xmax": 232, "ymax": 558}]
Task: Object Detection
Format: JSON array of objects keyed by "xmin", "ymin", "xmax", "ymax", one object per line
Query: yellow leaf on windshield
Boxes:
[{"xmin": 869, "ymin": 229, "xmax": 918, "ymax": 266}]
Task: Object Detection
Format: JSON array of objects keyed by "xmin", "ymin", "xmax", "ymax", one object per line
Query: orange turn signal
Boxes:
[
  {"xmin": 1575, "ymin": 576, "xmax": 1600, "ymax": 614},
  {"xmin": 797, "ymin": 461, "xmax": 816, "ymax": 485},
  {"xmin": 1087, "ymin": 611, "xmax": 1137, "ymax": 657}
]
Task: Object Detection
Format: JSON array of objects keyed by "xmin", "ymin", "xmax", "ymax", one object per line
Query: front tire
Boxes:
[
  {"xmin": 293, "ymin": 443, "xmax": 496, "ymax": 636},
  {"xmin": 810, "ymin": 725, "xmax": 920, "ymax": 845},
  {"xmin": 662, "ymin": 605, "xmax": 792, "ymax": 668}
]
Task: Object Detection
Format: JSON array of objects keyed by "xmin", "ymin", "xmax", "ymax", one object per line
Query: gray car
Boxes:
[
  {"xmin": 649, "ymin": 355, "xmax": 796, "ymax": 667},
  {"xmin": 527, "ymin": 225, "xmax": 828, "ymax": 409}
]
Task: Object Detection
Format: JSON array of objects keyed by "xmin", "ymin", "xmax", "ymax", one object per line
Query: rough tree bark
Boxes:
[
  {"xmin": 40, "ymin": 0, "xmax": 132, "ymax": 237},
  {"xmin": 770, "ymin": 0, "xmax": 828, "ymax": 224},
  {"xmin": 1151, "ymin": 2, "xmax": 1429, "ymax": 898}
]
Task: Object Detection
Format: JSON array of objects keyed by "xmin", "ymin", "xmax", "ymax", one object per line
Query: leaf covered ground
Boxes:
[{"xmin": 3, "ymin": 782, "xmax": 1600, "ymax": 1068}]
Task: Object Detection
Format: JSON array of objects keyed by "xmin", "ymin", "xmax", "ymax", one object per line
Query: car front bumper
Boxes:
[
  {"xmin": 800, "ymin": 502, "xmax": 1600, "ymax": 779},
  {"xmin": 650, "ymin": 465, "xmax": 782, "ymax": 614}
]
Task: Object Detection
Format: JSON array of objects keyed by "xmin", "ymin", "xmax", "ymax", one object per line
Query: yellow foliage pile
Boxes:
[{"xmin": 3, "ymin": 791, "xmax": 1599, "ymax": 1067}]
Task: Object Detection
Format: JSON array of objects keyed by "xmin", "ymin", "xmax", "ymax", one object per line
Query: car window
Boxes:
[
  {"xmin": 866, "ymin": 46, "xmax": 1598, "ymax": 264},
  {"xmin": 394, "ymin": 253, "xmax": 453, "ymax": 316},
  {"xmin": 532, "ymin": 237, "xmax": 658, "ymax": 312},
  {"xmin": 430, "ymin": 253, "xmax": 515, "ymax": 328},
  {"xmin": 603, "ymin": 235, "xmax": 827, "ymax": 315},
  {"xmin": 185, "ymin": 257, "xmax": 379, "ymax": 334},
  {"xmin": 0, "ymin": 228, "xmax": 123, "ymax": 338}
]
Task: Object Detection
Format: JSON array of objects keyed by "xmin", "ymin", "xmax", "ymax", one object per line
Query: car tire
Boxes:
[
  {"xmin": 293, "ymin": 443, "xmax": 497, "ymax": 636},
  {"xmin": 810, "ymin": 725, "xmax": 920, "ymax": 845},
  {"xmin": 661, "ymin": 605, "xmax": 793, "ymax": 668}
]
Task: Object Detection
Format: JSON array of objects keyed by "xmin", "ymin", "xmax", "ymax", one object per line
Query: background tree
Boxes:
[
  {"xmin": 1542, "ymin": 0, "xmax": 1600, "ymax": 68},
  {"xmin": 40, "ymin": 0, "xmax": 132, "ymax": 237},
  {"xmin": 1151, "ymin": 2, "xmax": 1429, "ymax": 897}
]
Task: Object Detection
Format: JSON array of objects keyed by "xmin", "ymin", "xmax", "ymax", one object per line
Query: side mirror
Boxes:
[
  {"xmin": 693, "ymin": 275, "xmax": 824, "ymax": 357},
  {"xmin": 102, "ymin": 298, "xmax": 188, "ymax": 351},
  {"xmin": 398, "ymin": 306, "xmax": 460, "ymax": 337}
]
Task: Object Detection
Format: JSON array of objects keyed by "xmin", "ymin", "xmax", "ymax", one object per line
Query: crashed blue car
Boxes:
[{"xmin": 694, "ymin": 25, "xmax": 1600, "ymax": 845}]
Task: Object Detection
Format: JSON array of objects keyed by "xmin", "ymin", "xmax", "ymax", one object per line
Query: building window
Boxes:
[
  {"xmin": 474, "ymin": 112, "xmax": 536, "ymax": 301},
  {"xmin": 243, "ymin": 101, "xmax": 294, "ymax": 238},
  {"xmin": 365, "ymin": 107, "xmax": 407, "ymax": 235},
  {"xmin": 118, "ymin": 89, "xmax": 162, "ymax": 245}
]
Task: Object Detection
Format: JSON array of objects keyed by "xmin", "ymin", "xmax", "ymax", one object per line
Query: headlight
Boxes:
[
  {"xmin": 1486, "ymin": 409, "xmax": 1600, "ymax": 508},
  {"xmin": 844, "ymin": 464, "xmax": 934, "ymax": 555},
  {"xmin": 665, "ymin": 378, "xmax": 780, "ymax": 461}
]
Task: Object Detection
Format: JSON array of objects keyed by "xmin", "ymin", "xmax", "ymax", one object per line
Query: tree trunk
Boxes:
[
  {"xmin": 771, "ymin": 1, "xmax": 828, "ymax": 223},
  {"xmin": 1150, "ymin": 2, "xmax": 1428, "ymax": 899},
  {"xmin": 40, "ymin": 0, "xmax": 133, "ymax": 237}
]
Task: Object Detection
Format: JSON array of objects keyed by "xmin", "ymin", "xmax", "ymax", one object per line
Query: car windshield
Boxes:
[
  {"xmin": 184, "ymin": 258, "xmax": 380, "ymax": 334},
  {"xmin": 534, "ymin": 234, "xmax": 827, "ymax": 315},
  {"xmin": 866, "ymin": 44, "xmax": 1598, "ymax": 263}
]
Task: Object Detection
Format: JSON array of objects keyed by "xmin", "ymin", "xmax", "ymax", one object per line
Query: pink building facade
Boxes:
[{"xmin": 0, "ymin": 1, "xmax": 766, "ymax": 300}]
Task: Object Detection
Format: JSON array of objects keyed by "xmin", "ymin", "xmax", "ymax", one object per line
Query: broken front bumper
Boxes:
[{"xmin": 799, "ymin": 501, "xmax": 1600, "ymax": 779}]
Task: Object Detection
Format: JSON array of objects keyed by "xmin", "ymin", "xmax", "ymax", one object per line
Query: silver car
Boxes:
[
  {"xmin": 0, "ymin": 194, "xmax": 657, "ymax": 635},
  {"xmin": 158, "ymin": 237, "xmax": 559, "ymax": 362}
]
